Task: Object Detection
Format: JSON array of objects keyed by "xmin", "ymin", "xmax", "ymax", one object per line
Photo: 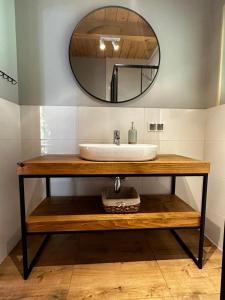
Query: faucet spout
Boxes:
[{"xmin": 113, "ymin": 130, "xmax": 120, "ymax": 145}]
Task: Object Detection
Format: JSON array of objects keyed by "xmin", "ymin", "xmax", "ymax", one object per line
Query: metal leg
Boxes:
[
  {"xmin": 19, "ymin": 176, "xmax": 50, "ymax": 279},
  {"xmin": 26, "ymin": 234, "xmax": 50, "ymax": 275},
  {"xmin": 171, "ymin": 174, "xmax": 208, "ymax": 269},
  {"xmin": 19, "ymin": 175, "xmax": 29, "ymax": 279},
  {"xmin": 46, "ymin": 177, "xmax": 51, "ymax": 197},
  {"xmin": 171, "ymin": 176, "xmax": 176, "ymax": 195},
  {"xmin": 197, "ymin": 174, "xmax": 208, "ymax": 268}
]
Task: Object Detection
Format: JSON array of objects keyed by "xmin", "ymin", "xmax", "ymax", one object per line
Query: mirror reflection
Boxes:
[{"xmin": 69, "ymin": 6, "xmax": 160, "ymax": 103}]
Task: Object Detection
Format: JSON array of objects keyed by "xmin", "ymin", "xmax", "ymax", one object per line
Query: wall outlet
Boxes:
[
  {"xmin": 147, "ymin": 123, "xmax": 157, "ymax": 131},
  {"xmin": 157, "ymin": 123, "xmax": 164, "ymax": 131},
  {"xmin": 147, "ymin": 123, "xmax": 164, "ymax": 132}
]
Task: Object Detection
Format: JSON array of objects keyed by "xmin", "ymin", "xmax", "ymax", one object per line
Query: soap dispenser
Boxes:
[{"xmin": 128, "ymin": 122, "xmax": 137, "ymax": 144}]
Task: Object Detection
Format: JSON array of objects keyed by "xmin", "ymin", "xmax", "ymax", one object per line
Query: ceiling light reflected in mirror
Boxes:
[
  {"xmin": 99, "ymin": 38, "xmax": 106, "ymax": 50},
  {"xmin": 99, "ymin": 37, "xmax": 120, "ymax": 51}
]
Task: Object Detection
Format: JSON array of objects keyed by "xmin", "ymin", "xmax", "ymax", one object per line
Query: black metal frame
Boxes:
[
  {"xmin": 110, "ymin": 64, "xmax": 159, "ymax": 102},
  {"xmin": 19, "ymin": 173, "xmax": 208, "ymax": 279}
]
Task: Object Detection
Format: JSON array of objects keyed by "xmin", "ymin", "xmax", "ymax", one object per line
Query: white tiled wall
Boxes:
[
  {"xmin": 204, "ymin": 104, "xmax": 225, "ymax": 249},
  {"xmin": 0, "ymin": 98, "xmax": 21, "ymax": 263},
  {"xmin": 20, "ymin": 106, "xmax": 205, "ymax": 155},
  {"xmin": 20, "ymin": 106, "xmax": 206, "ymax": 211},
  {"xmin": 78, "ymin": 107, "xmax": 145, "ymax": 142}
]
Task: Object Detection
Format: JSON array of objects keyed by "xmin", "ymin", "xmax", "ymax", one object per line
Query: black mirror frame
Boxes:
[{"xmin": 69, "ymin": 5, "xmax": 161, "ymax": 104}]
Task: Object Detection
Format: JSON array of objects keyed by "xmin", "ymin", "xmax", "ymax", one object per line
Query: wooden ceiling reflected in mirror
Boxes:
[{"xmin": 69, "ymin": 6, "xmax": 160, "ymax": 103}]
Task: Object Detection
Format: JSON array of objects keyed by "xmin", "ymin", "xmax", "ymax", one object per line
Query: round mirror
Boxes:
[{"xmin": 69, "ymin": 6, "xmax": 160, "ymax": 103}]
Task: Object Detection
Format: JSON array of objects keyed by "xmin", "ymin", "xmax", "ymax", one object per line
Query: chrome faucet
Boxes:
[{"xmin": 113, "ymin": 130, "xmax": 120, "ymax": 145}]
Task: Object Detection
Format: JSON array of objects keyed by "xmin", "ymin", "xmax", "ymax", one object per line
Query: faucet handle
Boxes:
[
  {"xmin": 114, "ymin": 129, "xmax": 120, "ymax": 136},
  {"xmin": 113, "ymin": 130, "xmax": 120, "ymax": 145}
]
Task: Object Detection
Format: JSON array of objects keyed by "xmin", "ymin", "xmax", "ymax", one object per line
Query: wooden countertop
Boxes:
[{"xmin": 17, "ymin": 154, "xmax": 210, "ymax": 175}]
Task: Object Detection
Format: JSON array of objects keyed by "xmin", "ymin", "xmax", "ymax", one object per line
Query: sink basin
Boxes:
[{"xmin": 79, "ymin": 144, "xmax": 158, "ymax": 161}]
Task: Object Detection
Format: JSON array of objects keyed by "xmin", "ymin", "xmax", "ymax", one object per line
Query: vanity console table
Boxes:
[{"xmin": 17, "ymin": 154, "xmax": 210, "ymax": 279}]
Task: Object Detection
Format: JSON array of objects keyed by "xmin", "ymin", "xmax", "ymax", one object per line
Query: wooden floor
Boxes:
[{"xmin": 0, "ymin": 230, "xmax": 222, "ymax": 299}]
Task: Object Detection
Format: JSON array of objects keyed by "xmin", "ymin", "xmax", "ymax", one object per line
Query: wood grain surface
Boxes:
[
  {"xmin": 17, "ymin": 154, "xmax": 210, "ymax": 175},
  {"xmin": 26, "ymin": 195, "xmax": 200, "ymax": 233}
]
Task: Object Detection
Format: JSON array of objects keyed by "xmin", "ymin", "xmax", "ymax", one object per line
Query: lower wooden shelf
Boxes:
[{"xmin": 26, "ymin": 195, "xmax": 200, "ymax": 233}]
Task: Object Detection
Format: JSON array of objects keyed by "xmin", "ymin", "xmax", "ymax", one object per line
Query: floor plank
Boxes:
[{"xmin": 69, "ymin": 261, "xmax": 171, "ymax": 299}]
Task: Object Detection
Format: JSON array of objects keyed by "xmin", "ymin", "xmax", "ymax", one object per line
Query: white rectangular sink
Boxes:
[{"xmin": 79, "ymin": 144, "xmax": 158, "ymax": 161}]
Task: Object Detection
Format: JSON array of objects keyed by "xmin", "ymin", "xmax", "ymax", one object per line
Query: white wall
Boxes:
[
  {"xmin": 204, "ymin": 104, "xmax": 225, "ymax": 249},
  {"xmin": 0, "ymin": 99, "xmax": 21, "ymax": 263},
  {"xmin": 15, "ymin": 0, "xmax": 217, "ymax": 108},
  {"xmin": 0, "ymin": 0, "xmax": 21, "ymax": 264},
  {"xmin": 0, "ymin": 0, "xmax": 18, "ymax": 104}
]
